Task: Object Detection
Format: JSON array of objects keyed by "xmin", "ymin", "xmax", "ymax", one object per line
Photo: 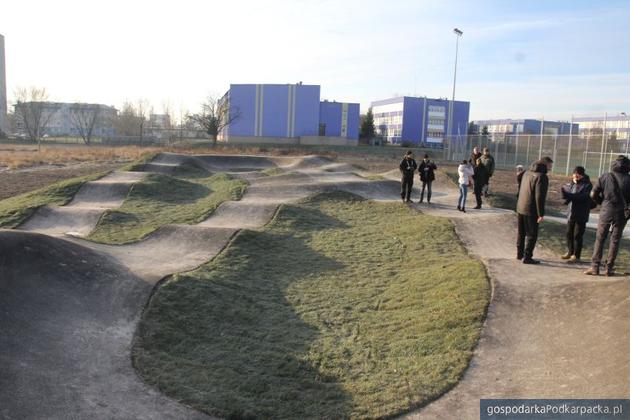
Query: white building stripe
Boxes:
[
  {"xmin": 290, "ymin": 85, "xmax": 297, "ymax": 137},
  {"xmin": 258, "ymin": 85, "xmax": 264, "ymax": 136},
  {"xmin": 341, "ymin": 103, "xmax": 349, "ymax": 138},
  {"xmin": 254, "ymin": 85, "xmax": 260, "ymax": 136}
]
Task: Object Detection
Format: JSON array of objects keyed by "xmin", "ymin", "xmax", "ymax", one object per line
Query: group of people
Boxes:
[
  {"xmin": 399, "ymin": 148, "xmax": 630, "ymax": 276},
  {"xmin": 456, "ymin": 147, "xmax": 496, "ymax": 212},
  {"xmin": 399, "ymin": 151, "xmax": 438, "ymax": 204},
  {"xmin": 515, "ymin": 154, "xmax": 630, "ymax": 275}
]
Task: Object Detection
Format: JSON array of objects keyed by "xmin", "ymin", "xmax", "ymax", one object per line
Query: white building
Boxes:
[
  {"xmin": 14, "ymin": 102, "xmax": 117, "ymax": 137},
  {"xmin": 574, "ymin": 115, "xmax": 630, "ymax": 140}
]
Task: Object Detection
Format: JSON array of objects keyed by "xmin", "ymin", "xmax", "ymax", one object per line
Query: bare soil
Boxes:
[{"xmin": 0, "ymin": 163, "xmax": 126, "ymax": 200}]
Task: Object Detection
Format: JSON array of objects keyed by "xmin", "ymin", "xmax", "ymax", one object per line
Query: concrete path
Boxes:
[
  {"xmin": 403, "ymin": 177, "xmax": 630, "ymax": 419},
  {"xmin": 3, "ymin": 153, "xmax": 401, "ymax": 419}
]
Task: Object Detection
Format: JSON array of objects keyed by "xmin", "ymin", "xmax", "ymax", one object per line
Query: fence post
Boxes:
[
  {"xmin": 566, "ymin": 116, "xmax": 574, "ymax": 176},
  {"xmin": 514, "ymin": 134, "xmax": 519, "ymax": 165},
  {"xmin": 526, "ymin": 135, "xmax": 531, "ymax": 164},
  {"xmin": 538, "ymin": 117, "xmax": 544, "ymax": 160}
]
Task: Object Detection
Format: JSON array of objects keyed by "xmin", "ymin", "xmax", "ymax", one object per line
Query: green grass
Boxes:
[
  {"xmin": 0, "ymin": 172, "xmax": 107, "ymax": 228},
  {"xmin": 538, "ymin": 220, "xmax": 630, "ymax": 274},
  {"xmin": 133, "ymin": 191, "xmax": 490, "ymax": 419},
  {"xmin": 88, "ymin": 167, "xmax": 247, "ymax": 244},
  {"xmin": 261, "ymin": 167, "xmax": 286, "ymax": 177},
  {"xmin": 120, "ymin": 152, "xmax": 159, "ymax": 171}
]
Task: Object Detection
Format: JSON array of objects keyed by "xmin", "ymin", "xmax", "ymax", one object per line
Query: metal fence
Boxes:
[{"xmin": 440, "ymin": 133, "xmax": 630, "ymax": 177}]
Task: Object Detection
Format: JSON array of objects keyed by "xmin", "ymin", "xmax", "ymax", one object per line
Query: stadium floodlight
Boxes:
[
  {"xmin": 447, "ymin": 28, "xmax": 463, "ymax": 159},
  {"xmin": 453, "ymin": 28, "xmax": 463, "ymax": 36}
]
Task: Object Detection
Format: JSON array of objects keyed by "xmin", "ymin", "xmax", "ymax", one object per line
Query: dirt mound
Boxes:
[{"xmin": 0, "ymin": 230, "xmax": 208, "ymax": 419}]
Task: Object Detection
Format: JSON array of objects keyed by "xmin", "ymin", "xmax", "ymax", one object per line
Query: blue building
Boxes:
[
  {"xmin": 371, "ymin": 96, "xmax": 470, "ymax": 147},
  {"xmin": 220, "ymin": 83, "xmax": 359, "ymax": 145},
  {"xmin": 472, "ymin": 119, "xmax": 578, "ymax": 136}
]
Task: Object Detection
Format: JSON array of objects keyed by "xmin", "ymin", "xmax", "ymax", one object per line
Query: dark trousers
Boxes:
[
  {"xmin": 566, "ymin": 219, "xmax": 586, "ymax": 259},
  {"xmin": 401, "ymin": 175, "xmax": 413, "ymax": 201},
  {"xmin": 591, "ymin": 218, "xmax": 628, "ymax": 269},
  {"xmin": 474, "ymin": 185, "xmax": 483, "ymax": 207},
  {"xmin": 517, "ymin": 213, "xmax": 539, "ymax": 260},
  {"xmin": 420, "ymin": 181, "xmax": 432, "ymax": 202}
]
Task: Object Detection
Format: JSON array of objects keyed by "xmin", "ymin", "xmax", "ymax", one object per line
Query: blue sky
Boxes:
[{"xmin": 2, "ymin": 0, "xmax": 629, "ymax": 120}]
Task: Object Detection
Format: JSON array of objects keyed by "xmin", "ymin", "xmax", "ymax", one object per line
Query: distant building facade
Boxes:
[
  {"xmin": 14, "ymin": 102, "xmax": 117, "ymax": 137},
  {"xmin": 370, "ymin": 96, "xmax": 470, "ymax": 147},
  {"xmin": 0, "ymin": 34, "xmax": 7, "ymax": 134},
  {"xmin": 219, "ymin": 83, "xmax": 359, "ymax": 145},
  {"xmin": 472, "ymin": 119, "xmax": 578, "ymax": 136},
  {"xmin": 574, "ymin": 115, "xmax": 630, "ymax": 140}
]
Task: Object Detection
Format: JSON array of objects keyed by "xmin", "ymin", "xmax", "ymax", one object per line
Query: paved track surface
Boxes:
[{"xmin": 3, "ymin": 153, "xmax": 628, "ymax": 419}]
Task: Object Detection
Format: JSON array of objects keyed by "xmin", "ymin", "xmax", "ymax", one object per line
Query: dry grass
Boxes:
[{"xmin": 0, "ymin": 143, "xmax": 338, "ymax": 170}]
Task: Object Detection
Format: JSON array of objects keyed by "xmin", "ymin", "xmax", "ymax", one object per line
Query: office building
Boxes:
[
  {"xmin": 370, "ymin": 96, "xmax": 470, "ymax": 147},
  {"xmin": 574, "ymin": 115, "xmax": 630, "ymax": 140},
  {"xmin": 14, "ymin": 102, "xmax": 117, "ymax": 137},
  {"xmin": 472, "ymin": 119, "xmax": 578, "ymax": 136},
  {"xmin": 219, "ymin": 83, "xmax": 359, "ymax": 145}
]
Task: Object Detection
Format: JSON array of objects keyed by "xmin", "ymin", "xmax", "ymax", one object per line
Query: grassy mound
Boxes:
[
  {"xmin": 133, "ymin": 191, "xmax": 490, "ymax": 418},
  {"xmin": 88, "ymin": 167, "xmax": 247, "ymax": 244},
  {"xmin": 0, "ymin": 172, "xmax": 107, "ymax": 228}
]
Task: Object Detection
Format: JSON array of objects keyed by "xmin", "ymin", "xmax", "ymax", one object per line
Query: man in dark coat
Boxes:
[
  {"xmin": 516, "ymin": 156, "xmax": 553, "ymax": 264},
  {"xmin": 584, "ymin": 155, "xmax": 630, "ymax": 276},
  {"xmin": 473, "ymin": 158, "xmax": 488, "ymax": 209},
  {"xmin": 399, "ymin": 150, "xmax": 417, "ymax": 203},
  {"xmin": 560, "ymin": 166, "xmax": 593, "ymax": 262},
  {"xmin": 480, "ymin": 147, "xmax": 495, "ymax": 197},
  {"xmin": 418, "ymin": 154, "xmax": 437, "ymax": 203},
  {"xmin": 469, "ymin": 146, "xmax": 482, "ymax": 165}
]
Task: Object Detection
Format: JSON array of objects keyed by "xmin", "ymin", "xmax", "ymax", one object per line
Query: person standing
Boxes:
[
  {"xmin": 469, "ymin": 146, "xmax": 482, "ymax": 165},
  {"xmin": 560, "ymin": 166, "xmax": 593, "ymax": 263},
  {"xmin": 480, "ymin": 147, "xmax": 495, "ymax": 197},
  {"xmin": 418, "ymin": 154, "xmax": 437, "ymax": 203},
  {"xmin": 473, "ymin": 158, "xmax": 489, "ymax": 209},
  {"xmin": 457, "ymin": 159, "xmax": 474, "ymax": 213},
  {"xmin": 399, "ymin": 150, "xmax": 417, "ymax": 203},
  {"xmin": 584, "ymin": 155, "xmax": 630, "ymax": 276},
  {"xmin": 516, "ymin": 156, "xmax": 553, "ymax": 264}
]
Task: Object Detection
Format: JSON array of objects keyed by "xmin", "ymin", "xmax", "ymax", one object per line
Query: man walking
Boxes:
[
  {"xmin": 584, "ymin": 155, "xmax": 630, "ymax": 276},
  {"xmin": 480, "ymin": 147, "xmax": 495, "ymax": 197},
  {"xmin": 399, "ymin": 150, "xmax": 417, "ymax": 203},
  {"xmin": 418, "ymin": 154, "xmax": 437, "ymax": 203},
  {"xmin": 516, "ymin": 156, "xmax": 553, "ymax": 264}
]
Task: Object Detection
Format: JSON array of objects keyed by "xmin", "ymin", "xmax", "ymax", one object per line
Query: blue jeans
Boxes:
[{"xmin": 458, "ymin": 183, "xmax": 468, "ymax": 209}]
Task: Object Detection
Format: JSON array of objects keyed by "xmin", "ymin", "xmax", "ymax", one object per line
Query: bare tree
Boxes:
[
  {"xmin": 114, "ymin": 100, "xmax": 149, "ymax": 138},
  {"xmin": 14, "ymin": 87, "xmax": 56, "ymax": 151},
  {"xmin": 187, "ymin": 95, "xmax": 240, "ymax": 145},
  {"xmin": 68, "ymin": 103, "xmax": 102, "ymax": 145}
]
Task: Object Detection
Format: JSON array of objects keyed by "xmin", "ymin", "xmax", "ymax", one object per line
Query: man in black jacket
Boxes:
[
  {"xmin": 561, "ymin": 166, "xmax": 593, "ymax": 262},
  {"xmin": 516, "ymin": 156, "xmax": 553, "ymax": 264},
  {"xmin": 399, "ymin": 150, "xmax": 417, "ymax": 203},
  {"xmin": 584, "ymin": 155, "xmax": 630, "ymax": 276},
  {"xmin": 418, "ymin": 154, "xmax": 437, "ymax": 203}
]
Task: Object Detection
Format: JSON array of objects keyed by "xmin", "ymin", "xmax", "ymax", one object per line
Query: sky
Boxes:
[{"xmin": 2, "ymin": 0, "xmax": 630, "ymax": 121}]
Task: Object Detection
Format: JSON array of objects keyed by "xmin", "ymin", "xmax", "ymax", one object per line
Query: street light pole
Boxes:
[
  {"xmin": 622, "ymin": 112, "xmax": 629, "ymax": 155},
  {"xmin": 447, "ymin": 27, "xmax": 463, "ymax": 160}
]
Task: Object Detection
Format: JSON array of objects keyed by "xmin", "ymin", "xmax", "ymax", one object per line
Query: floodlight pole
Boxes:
[{"xmin": 447, "ymin": 28, "xmax": 463, "ymax": 160}]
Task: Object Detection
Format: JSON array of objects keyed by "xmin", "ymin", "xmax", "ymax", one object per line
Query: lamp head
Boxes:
[{"xmin": 453, "ymin": 28, "xmax": 463, "ymax": 36}]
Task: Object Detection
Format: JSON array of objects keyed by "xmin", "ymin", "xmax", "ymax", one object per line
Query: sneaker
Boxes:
[
  {"xmin": 583, "ymin": 267, "xmax": 600, "ymax": 276},
  {"xmin": 523, "ymin": 258, "xmax": 541, "ymax": 265},
  {"xmin": 567, "ymin": 255, "xmax": 580, "ymax": 263},
  {"xmin": 560, "ymin": 253, "xmax": 572, "ymax": 260}
]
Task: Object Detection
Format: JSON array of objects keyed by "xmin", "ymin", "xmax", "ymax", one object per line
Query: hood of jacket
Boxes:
[
  {"xmin": 611, "ymin": 156, "xmax": 630, "ymax": 173},
  {"xmin": 529, "ymin": 161, "xmax": 548, "ymax": 174}
]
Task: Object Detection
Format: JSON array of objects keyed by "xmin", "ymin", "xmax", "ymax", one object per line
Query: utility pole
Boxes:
[{"xmin": 447, "ymin": 28, "xmax": 463, "ymax": 160}]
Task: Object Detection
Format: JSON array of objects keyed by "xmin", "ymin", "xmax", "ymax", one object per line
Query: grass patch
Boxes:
[
  {"xmin": 119, "ymin": 152, "xmax": 159, "ymax": 171},
  {"xmin": 538, "ymin": 220, "xmax": 630, "ymax": 274},
  {"xmin": 261, "ymin": 167, "xmax": 285, "ymax": 177},
  {"xmin": 88, "ymin": 169, "xmax": 246, "ymax": 244},
  {"xmin": 133, "ymin": 191, "xmax": 490, "ymax": 419},
  {"xmin": 0, "ymin": 172, "xmax": 107, "ymax": 228}
]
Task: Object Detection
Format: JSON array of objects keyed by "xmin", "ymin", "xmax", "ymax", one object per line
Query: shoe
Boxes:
[
  {"xmin": 419, "ymin": 199, "xmax": 423, "ymax": 203},
  {"xmin": 583, "ymin": 267, "xmax": 600, "ymax": 276},
  {"xmin": 605, "ymin": 266, "xmax": 615, "ymax": 277},
  {"xmin": 461, "ymin": 208, "xmax": 466, "ymax": 213},
  {"xmin": 561, "ymin": 253, "xmax": 572, "ymax": 260},
  {"xmin": 427, "ymin": 200, "xmax": 431, "ymax": 204},
  {"xmin": 457, "ymin": 205, "xmax": 461, "ymax": 211},
  {"xmin": 406, "ymin": 199, "xmax": 413, "ymax": 203},
  {"xmin": 567, "ymin": 255, "xmax": 579, "ymax": 263},
  {"xmin": 517, "ymin": 254, "xmax": 523, "ymax": 260},
  {"xmin": 401, "ymin": 197, "xmax": 406, "ymax": 203},
  {"xmin": 523, "ymin": 258, "xmax": 541, "ymax": 265},
  {"xmin": 473, "ymin": 205, "xmax": 481, "ymax": 209}
]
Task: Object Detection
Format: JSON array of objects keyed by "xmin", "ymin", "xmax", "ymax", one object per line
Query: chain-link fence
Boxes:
[{"xmin": 441, "ymin": 133, "xmax": 630, "ymax": 177}]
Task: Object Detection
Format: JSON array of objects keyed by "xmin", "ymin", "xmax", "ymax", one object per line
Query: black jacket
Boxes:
[
  {"xmin": 517, "ymin": 161, "xmax": 549, "ymax": 217},
  {"xmin": 473, "ymin": 164, "xmax": 489, "ymax": 189},
  {"xmin": 399, "ymin": 157, "xmax": 417, "ymax": 178},
  {"xmin": 561, "ymin": 176, "xmax": 593, "ymax": 223},
  {"xmin": 469, "ymin": 151, "xmax": 482, "ymax": 165},
  {"xmin": 591, "ymin": 159, "xmax": 630, "ymax": 223},
  {"xmin": 418, "ymin": 160, "xmax": 437, "ymax": 182}
]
